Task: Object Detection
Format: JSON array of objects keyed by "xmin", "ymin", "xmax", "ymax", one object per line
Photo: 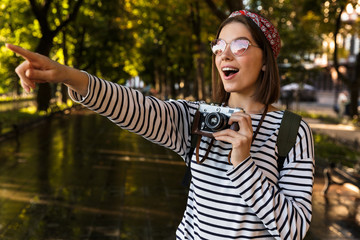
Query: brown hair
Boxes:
[{"xmin": 211, "ymin": 15, "xmax": 280, "ymax": 105}]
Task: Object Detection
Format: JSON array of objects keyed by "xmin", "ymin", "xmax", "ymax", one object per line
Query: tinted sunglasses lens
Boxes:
[
  {"xmin": 211, "ymin": 39, "xmax": 226, "ymax": 55},
  {"xmin": 230, "ymin": 39, "xmax": 249, "ymax": 56}
]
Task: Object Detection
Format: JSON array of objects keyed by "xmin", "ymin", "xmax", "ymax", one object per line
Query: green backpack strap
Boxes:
[{"xmin": 276, "ymin": 110, "xmax": 302, "ymax": 172}]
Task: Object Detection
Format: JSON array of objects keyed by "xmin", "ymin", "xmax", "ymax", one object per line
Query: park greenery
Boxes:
[
  {"xmin": 314, "ymin": 133, "xmax": 360, "ymax": 168},
  {"xmin": 0, "ymin": 0, "xmax": 359, "ymax": 174},
  {"xmin": 0, "ymin": 0, "xmax": 359, "ymax": 114}
]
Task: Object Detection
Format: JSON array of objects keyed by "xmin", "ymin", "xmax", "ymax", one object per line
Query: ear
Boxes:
[{"xmin": 262, "ymin": 65, "xmax": 266, "ymax": 71}]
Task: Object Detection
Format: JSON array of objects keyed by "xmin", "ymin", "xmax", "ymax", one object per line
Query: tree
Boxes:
[
  {"xmin": 205, "ymin": 0, "xmax": 244, "ymax": 21},
  {"xmin": 191, "ymin": 1, "xmax": 205, "ymax": 100},
  {"xmin": 6, "ymin": 0, "xmax": 356, "ymax": 109},
  {"xmin": 63, "ymin": 0, "xmax": 134, "ymax": 83},
  {"xmin": 0, "ymin": 0, "xmax": 35, "ymax": 95},
  {"xmin": 124, "ymin": 0, "xmax": 213, "ymax": 99},
  {"xmin": 330, "ymin": 0, "xmax": 359, "ymax": 117},
  {"xmin": 1, "ymin": 0, "xmax": 133, "ymax": 106},
  {"xmin": 29, "ymin": 0, "xmax": 83, "ymax": 111}
]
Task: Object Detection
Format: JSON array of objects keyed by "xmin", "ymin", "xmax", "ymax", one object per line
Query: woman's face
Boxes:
[{"xmin": 215, "ymin": 22, "xmax": 264, "ymax": 98}]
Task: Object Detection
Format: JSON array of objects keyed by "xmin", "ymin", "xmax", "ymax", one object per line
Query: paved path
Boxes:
[
  {"xmin": 306, "ymin": 118, "xmax": 360, "ymax": 145},
  {"xmin": 277, "ymin": 95, "xmax": 360, "ymax": 145}
]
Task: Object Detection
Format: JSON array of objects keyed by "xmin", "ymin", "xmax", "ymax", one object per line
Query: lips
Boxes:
[{"xmin": 221, "ymin": 67, "xmax": 239, "ymax": 79}]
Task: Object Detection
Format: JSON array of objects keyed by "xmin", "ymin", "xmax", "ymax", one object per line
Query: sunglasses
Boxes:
[{"xmin": 210, "ymin": 38, "xmax": 260, "ymax": 57}]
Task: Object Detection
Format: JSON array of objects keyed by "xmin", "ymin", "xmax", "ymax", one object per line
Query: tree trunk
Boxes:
[
  {"xmin": 333, "ymin": 7, "xmax": 344, "ymax": 82},
  {"xmin": 14, "ymin": 72, "xmax": 21, "ymax": 96},
  {"xmin": 350, "ymin": 52, "xmax": 360, "ymax": 117},
  {"xmin": 29, "ymin": 0, "xmax": 83, "ymax": 111},
  {"xmin": 36, "ymin": 83, "xmax": 52, "ymax": 112},
  {"xmin": 169, "ymin": 71, "xmax": 176, "ymax": 99},
  {"xmin": 204, "ymin": 0, "xmax": 227, "ymax": 20},
  {"xmin": 333, "ymin": 6, "xmax": 359, "ymax": 118},
  {"xmin": 195, "ymin": 57, "xmax": 204, "ymax": 100},
  {"xmin": 61, "ymin": 30, "xmax": 69, "ymax": 104},
  {"xmin": 154, "ymin": 68, "xmax": 161, "ymax": 96},
  {"xmin": 204, "ymin": 0, "xmax": 244, "ymax": 21},
  {"xmin": 191, "ymin": 2, "xmax": 205, "ymax": 100},
  {"xmin": 35, "ymin": 34, "xmax": 55, "ymax": 111},
  {"xmin": 225, "ymin": 0, "xmax": 244, "ymax": 12},
  {"xmin": 160, "ymin": 67, "xmax": 167, "ymax": 99}
]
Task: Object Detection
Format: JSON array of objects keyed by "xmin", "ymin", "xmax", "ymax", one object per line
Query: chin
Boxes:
[{"xmin": 223, "ymin": 85, "xmax": 239, "ymax": 93}]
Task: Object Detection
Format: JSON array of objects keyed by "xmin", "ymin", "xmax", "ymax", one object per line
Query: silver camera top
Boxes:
[{"xmin": 198, "ymin": 103, "xmax": 245, "ymax": 117}]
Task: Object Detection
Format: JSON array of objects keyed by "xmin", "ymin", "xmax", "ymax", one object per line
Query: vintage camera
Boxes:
[{"xmin": 192, "ymin": 103, "xmax": 245, "ymax": 138}]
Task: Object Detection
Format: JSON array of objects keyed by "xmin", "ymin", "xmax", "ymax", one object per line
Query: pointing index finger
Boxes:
[{"xmin": 5, "ymin": 43, "xmax": 39, "ymax": 62}]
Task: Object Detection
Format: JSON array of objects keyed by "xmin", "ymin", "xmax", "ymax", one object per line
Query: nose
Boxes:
[{"xmin": 220, "ymin": 44, "xmax": 234, "ymax": 61}]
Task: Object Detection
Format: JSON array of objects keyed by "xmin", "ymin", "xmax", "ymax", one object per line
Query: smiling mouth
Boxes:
[{"xmin": 222, "ymin": 67, "xmax": 239, "ymax": 77}]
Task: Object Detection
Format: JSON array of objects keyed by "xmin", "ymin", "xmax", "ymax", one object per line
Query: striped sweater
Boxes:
[{"xmin": 69, "ymin": 73, "xmax": 315, "ymax": 240}]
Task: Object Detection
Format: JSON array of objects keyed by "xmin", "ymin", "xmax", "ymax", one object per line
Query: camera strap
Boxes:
[{"xmin": 195, "ymin": 137, "xmax": 215, "ymax": 164}]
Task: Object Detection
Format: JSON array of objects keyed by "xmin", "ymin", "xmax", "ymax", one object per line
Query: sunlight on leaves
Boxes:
[{"xmin": 19, "ymin": 106, "xmax": 37, "ymax": 115}]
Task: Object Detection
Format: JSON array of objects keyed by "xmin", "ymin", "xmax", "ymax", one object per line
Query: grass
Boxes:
[
  {"xmin": 0, "ymin": 100, "xmax": 74, "ymax": 135},
  {"xmin": 0, "ymin": 107, "xmax": 41, "ymax": 134},
  {"xmin": 295, "ymin": 111, "xmax": 360, "ymax": 168},
  {"xmin": 296, "ymin": 110, "xmax": 341, "ymax": 124},
  {"xmin": 0, "ymin": 94, "xmax": 35, "ymax": 103},
  {"xmin": 313, "ymin": 133, "xmax": 360, "ymax": 168},
  {"xmin": 296, "ymin": 110, "xmax": 360, "ymax": 127}
]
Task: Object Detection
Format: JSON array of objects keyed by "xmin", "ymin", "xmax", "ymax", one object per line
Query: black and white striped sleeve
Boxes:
[
  {"xmin": 226, "ymin": 120, "xmax": 315, "ymax": 240},
  {"xmin": 68, "ymin": 72, "xmax": 198, "ymax": 162}
]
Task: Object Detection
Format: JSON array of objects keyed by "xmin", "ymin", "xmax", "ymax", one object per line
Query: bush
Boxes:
[{"xmin": 314, "ymin": 133, "xmax": 360, "ymax": 168}]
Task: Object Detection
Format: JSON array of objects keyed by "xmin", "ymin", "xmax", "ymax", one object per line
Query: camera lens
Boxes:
[{"xmin": 204, "ymin": 112, "xmax": 228, "ymax": 131}]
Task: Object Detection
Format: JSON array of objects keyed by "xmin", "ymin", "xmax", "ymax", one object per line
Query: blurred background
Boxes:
[
  {"xmin": 0, "ymin": 0, "xmax": 360, "ymax": 239},
  {"xmin": 0, "ymin": 0, "xmax": 359, "ymax": 113}
]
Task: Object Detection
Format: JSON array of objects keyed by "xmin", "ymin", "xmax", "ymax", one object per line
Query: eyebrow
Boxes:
[
  {"xmin": 235, "ymin": 37, "xmax": 251, "ymax": 41},
  {"xmin": 218, "ymin": 37, "xmax": 252, "ymax": 43}
]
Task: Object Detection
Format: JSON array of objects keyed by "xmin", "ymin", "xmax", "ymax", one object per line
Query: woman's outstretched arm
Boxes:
[{"xmin": 7, "ymin": 43, "xmax": 197, "ymax": 163}]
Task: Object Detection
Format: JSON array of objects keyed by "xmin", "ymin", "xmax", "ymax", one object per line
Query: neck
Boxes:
[{"xmin": 227, "ymin": 93, "xmax": 267, "ymax": 114}]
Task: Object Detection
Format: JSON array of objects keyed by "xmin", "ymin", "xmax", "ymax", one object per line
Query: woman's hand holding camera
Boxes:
[
  {"xmin": 6, "ymin": 44, "xmax": 89, "ymax": 96},
  {"xmin": 213, "ymin": 112, "xmax": 253, "ymax": 167}
]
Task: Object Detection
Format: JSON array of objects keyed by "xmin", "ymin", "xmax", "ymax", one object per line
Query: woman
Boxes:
[{"xmin": 7, "ymin": 10, "xmax": 314, "ymax": 240}]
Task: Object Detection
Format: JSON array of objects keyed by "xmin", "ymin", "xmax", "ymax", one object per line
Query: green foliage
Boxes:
[
  {"xmin": 248, "ymin": 0, "xmax": 324, "ymax": 62},
  {"xmin": 296, "ymin": 110, "xmax": 340, "ymax": 124},
  {"xmin": 0, "ymin": 99, "xmax": 73, "ymax": 135},
  {"xmin": 0, "ymin": 0, "xmax": 38, "ymax": 95},
  {"xmin": 0, "ymin": 94, "xmax": 34, "ymax": 103},
  {"xmin": 314, "ymin": 133, "xmax": 360, "ymax": 168},
  {"xmin": 0, "ymin": 0, "xmax": 358, "ymax": 101}
]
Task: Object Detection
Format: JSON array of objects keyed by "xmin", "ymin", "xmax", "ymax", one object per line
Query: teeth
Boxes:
[{"xmin": 222, "ymin": 67, "xmax": 238, "ymax": 71}]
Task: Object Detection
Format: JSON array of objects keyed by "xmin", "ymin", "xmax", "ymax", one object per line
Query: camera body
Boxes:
[{"xmin": 192, "ymin": 103, "xmax": 244, "ymax": 138}]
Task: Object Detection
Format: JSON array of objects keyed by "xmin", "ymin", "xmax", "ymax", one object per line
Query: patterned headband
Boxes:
[{"xmin": 229, "ymin": 10, "xmax": 281, "ymax": 58}]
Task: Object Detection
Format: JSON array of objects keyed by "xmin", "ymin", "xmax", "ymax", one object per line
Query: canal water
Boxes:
[{"xmin": 0, "ymin": 108, "xmax": 359, "ymax": 239}]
